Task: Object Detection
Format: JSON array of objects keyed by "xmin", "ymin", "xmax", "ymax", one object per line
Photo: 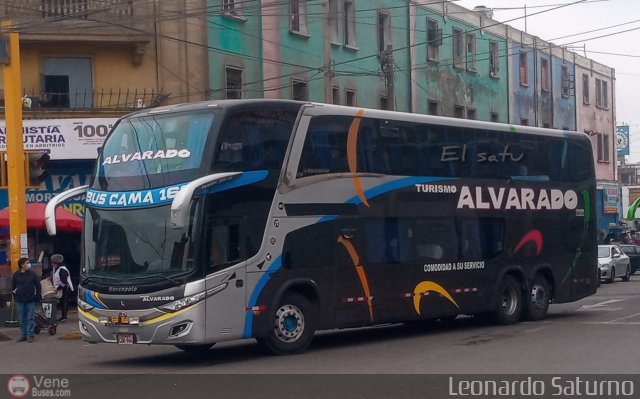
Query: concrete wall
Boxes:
[
  {"xmin": 411, "ymin": 1, "xmax": 509, "ymax": 120},
  {"xmin": 575, "ymin": 59, "xmax": 616, "ymax": 181}
]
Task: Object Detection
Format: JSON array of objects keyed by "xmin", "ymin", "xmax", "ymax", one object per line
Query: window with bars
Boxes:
[
  {"xmin": 290, "ymin": 0, "xmax": 308, "ymax": 34},
  {"xmin": 292, "ymin": 79, "xmax": 308, "ymax": 101},
  {"xmin": 466, "ymin": 33, "xmax": 476, "ymax": 71},
  {"xmin": 561, "ymin": 65, "xmax": 571, "ymax": 98},
  {"xmin": 466, "ymin": 108, "xmax": 476, "ymax": 120},
  {"xmin": 582, "ymin": 74, "xmax": 590, "ymax": 104},
  {"xmin": 222, "ymin": 0, "xmax": 241, "ymax": 15},
  {"xmin": 453, "ymin": 28, "xmax": 464, "ymax": 68},
  {"xmin": 519, "ymin": 52, "xmax": 528, "ymax": 86},
  {"xmin": 427, "ymin": 19, "xmax": 441, "ymax": 61},
  {"xmin": 377, "ymin": 10, "xmax": 391, "ymax": 54},
  {"xmin": 596, "ymin": 78, "xmax": 609, "ymax": 109},
  {"xmin": 454, "ymin": 105, "xmax": 464, "ymax": 119},
  {"xmin": 332, "ymin": 86, "xmax": 340, "ymax": 104},
  {"xmin": 428, "ymin": 100, "xmax": 438, "ymax": 116},
  {"xmin": 344, "ymin": 0, "xmax": 356, "ymax": 47},
  {"xmin": 597, "ymin": 132, "xmax": 610, "ymax": 162},
  {"xmin": 225, "ymin": 66, "xmax": 243, "ymax": 99},
  {"xmin": 328, "ymin": 0, "xmax": 339, "ymax": 42},
  {"xmin": 346, "ymin": 89, "xmax": 356, "ymax": 106},
  {"xmin": 489, "ymin": 40, "xmax": 499, "ymax": 77},
  {"xmin": 541, "ymin": 58, "xmax": 550, "ymax": 92}
]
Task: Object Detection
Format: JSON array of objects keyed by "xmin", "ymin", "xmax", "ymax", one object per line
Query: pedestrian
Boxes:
[
  {"xmin": 11, "ymin": 257, "xmax": 41, "ymax": 343},
  {"xmin": 51, "ymin": 254, "xmax": 73, "ymax": 322}
]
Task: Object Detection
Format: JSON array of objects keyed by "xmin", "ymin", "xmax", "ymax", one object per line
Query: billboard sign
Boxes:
[{"xmin": 0, "ymin": 118, "xmax": 119, "ymax": 160}]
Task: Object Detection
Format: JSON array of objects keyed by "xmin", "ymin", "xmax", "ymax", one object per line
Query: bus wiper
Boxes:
[
  {"xmin": 81, "ymin": 275, "xmax": 120, "ymax": 285},
  {"xmin": 132, "ymin": 273, "xmax": 182, "ymax": 286}
]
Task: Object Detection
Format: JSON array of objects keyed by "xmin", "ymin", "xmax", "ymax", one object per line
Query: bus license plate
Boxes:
[{"xmin": 117, "ymin": 333, "xmax": 134, "ymax": 345}]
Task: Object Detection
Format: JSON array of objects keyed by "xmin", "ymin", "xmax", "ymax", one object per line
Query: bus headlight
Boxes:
[
  {"xmin": 78, "ymin": 298, "xmax": 94, "ymax": 312},
  {"xmin": 161, "ymin": 291, "xmax": 207, "ymax": 312},
  {"xmin": 160, "ymin": 282, "xmax": 228, "ymax": 312}
]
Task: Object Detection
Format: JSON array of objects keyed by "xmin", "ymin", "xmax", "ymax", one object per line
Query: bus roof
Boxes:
[{"xmin": 122, "ymin": 99, "xmax": 589, "ymax": 143}]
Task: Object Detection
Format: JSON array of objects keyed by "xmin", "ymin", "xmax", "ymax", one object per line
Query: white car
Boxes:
[{"xmin": 598, "ymin": 245, "xmax": 631, "ymax": 283}]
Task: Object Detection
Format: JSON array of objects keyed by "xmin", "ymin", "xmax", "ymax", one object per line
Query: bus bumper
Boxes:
[{"xmin": 77, "ymin": 303, "xmax": 206, "ymax": 345}]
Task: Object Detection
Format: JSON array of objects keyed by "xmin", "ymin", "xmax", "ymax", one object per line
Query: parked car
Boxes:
[
  {"xmin": 598, "ymin": 245, "xmax": 631, "ymax": 283},
  {"xmin": 619, "ymin": 244, "xmax": 640, "ymax": 274}
]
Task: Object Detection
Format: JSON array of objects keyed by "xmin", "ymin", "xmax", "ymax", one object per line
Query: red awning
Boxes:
[{"xmin": 0, "ymin": 202, "xmax": 82, "ymax": 233}]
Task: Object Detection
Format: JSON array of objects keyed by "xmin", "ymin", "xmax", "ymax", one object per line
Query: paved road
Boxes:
[{"xmin": 1, "ymin": 275, "xmax": 640, "ymax": 375}]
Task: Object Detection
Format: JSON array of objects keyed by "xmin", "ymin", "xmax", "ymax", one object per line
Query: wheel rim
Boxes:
[
  {"xmin": 530, "ymin": 283, "xmax": 547, "ymax": 309},
  {"xmin": 500, "ymin": 286, "xmax": 518, "ymax": 315},
  {"xmin": 274, "ymin": 304, "xmax": 305, "ymax": 343}
]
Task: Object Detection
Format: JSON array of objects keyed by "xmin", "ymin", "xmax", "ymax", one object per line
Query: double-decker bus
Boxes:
[{"xmin": 46, "ymin": 100, "xmax": 597, "ymax": 355}]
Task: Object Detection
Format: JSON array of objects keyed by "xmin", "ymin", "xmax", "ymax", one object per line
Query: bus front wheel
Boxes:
[
  {"xmin": 522, "ymin": 274, "xmax": 551, "ymax": 321},
  {"xmin": 492, "ymin": 276, "xmax": 522, "ymax": 325},
  {"xmin": 258, "ymin": 292, "xmax": 316, "ymax": 355}
]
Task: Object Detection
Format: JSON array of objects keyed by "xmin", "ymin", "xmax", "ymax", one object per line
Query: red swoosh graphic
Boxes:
[{"xmin": 514, "ymin": 230, "xmax": 543, "ymax": 255}]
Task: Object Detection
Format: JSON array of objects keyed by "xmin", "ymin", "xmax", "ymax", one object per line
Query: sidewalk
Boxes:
[{"xmin": 0, "ymin": 305, "xmax": 80, "ymax": 342}]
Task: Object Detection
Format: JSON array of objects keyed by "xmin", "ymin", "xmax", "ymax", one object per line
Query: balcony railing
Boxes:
[
  {"xmin": 5, "ymin": 0, "xmax": 134, "ymax": 19},
  {"xmin": 14, "ymin": 88, "xmax": 168, "ymax": 111}
]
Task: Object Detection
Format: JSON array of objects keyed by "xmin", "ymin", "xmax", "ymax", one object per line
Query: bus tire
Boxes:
[
  {"xmin": 175, "ymin": 343, "xmax": 215, "ymax": 353},
  {"xmin": 492, "ymin": 275, "xmax": 522, "ymax": 325},
  {"xmin": 522, "ymin": 274, "xmax": 551, "ymax": 321},
  {"xmin": 258, "ymin": 292, "xmax": 315, "ymax": 355}
]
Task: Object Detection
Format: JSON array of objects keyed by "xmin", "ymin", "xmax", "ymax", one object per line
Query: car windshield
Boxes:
[
  {"xmin": 598, "ymin": 247, "xmax": 611, "ymax": 258},
  {"xmin": 620, "ymin": 246, "xmax": 634, "ymax": 253}
]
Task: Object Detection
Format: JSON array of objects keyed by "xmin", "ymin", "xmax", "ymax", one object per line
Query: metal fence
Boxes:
[{"xmin": 17, "ymin": 88, "xmax": 168, "ymax": 110}]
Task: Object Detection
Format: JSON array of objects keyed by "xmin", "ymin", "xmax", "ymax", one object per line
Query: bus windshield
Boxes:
[
  {"xmin": 83, "ymin": 205, "xmax": 198, "ymax": 278},
  {"xmin": 95, "ymin": 110, "xmax": 216, "ymax": 191}
]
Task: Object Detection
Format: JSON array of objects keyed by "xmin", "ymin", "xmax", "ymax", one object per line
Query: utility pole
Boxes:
[
  {"xmin": 1, "ymin": 21, "xmax": 27, "ymax": 273},
  {"xmin": 381, "ymin": 45, "xmax": 395, "ymax": 110}
]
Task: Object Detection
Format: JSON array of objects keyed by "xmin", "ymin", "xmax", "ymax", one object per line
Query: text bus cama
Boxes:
[{"xmin": 45, "ymin": 100, "xmax": 597, "ymax": 355}]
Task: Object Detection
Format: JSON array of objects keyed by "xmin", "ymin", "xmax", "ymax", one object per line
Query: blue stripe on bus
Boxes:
[
  {"xmin": 85, "ymin": 170, "xmax": 269, "ymax": 209},
  {"xmin": 243, "ymin": 256, "xmax": 283, "ymax": 338},
  {"xmin": 316, "ymin": 177, "xmax": 453, "ymax": 224},
  {"xmin": 202, "ymin": 170, "xmax": 269, "ymax": 194}
]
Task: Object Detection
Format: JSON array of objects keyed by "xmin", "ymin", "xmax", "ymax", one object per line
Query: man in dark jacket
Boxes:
[{"xmin": 11, "ymin": 257, "xmax": 41, "ymax": 343}]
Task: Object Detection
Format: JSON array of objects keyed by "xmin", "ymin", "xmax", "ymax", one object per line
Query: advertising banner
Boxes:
[
  {"xmin": 602, "ymin": 184, "xmax": 620, "ymax": 215},
  {"xmin": 0, "ymin": 118, "xmax": 119, "ymax": 160},
  {"xmin": 616, "ymin": 125, "xmax": 630, "ymax": 156}
]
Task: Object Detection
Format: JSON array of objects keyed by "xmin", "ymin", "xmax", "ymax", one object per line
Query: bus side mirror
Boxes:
[
  {"xmin": 45, "ymin": 185, "xmax": 89, "ymax": 236},
  {"xmin": 170, "ymin": 172, "xmax": 241, "ymax": 229}
]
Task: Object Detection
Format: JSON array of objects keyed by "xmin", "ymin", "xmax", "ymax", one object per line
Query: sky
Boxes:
[{"xmin": 455, "ymin": 0, "xmax": 640, "ymax": 162}]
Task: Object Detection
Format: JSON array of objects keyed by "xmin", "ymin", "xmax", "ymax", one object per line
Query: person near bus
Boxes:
[
  {"xmin": 11, "ymin": 257, "xmax": 41, "ymax": 343},
  {"xmin": 51, "ymin": 254, "xmax": 74, "ymax": 322}
]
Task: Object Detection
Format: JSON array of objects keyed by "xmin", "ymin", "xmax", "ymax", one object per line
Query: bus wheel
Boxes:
[
  {"xmin": 492, "ymin": 276, "xmax": 522, "ymax": 325},
  {"xmin": 522, "ymin": 275, "xmax": 551, "ymax": 321},
  {"xmin": 174, "ymin": 343, "xmax": 215, "ymax": 353},
  {"xmin": 258, "ymin": 292, "xmax": 315, "ymax": 355}
]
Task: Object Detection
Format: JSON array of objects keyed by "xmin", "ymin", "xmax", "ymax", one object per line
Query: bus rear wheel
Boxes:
[
  {"xmin": 522, "ymin": 274, "xmax": 551, "ymax": 321},
  {"xmin": 258, "ymin": 292, "xmax": 315, "ymax": 355},
  {"xmin": 492, "ymin": 276, "xmax": 522, "ymax": 325},
  {"xmin": 175, "ymin": 343, "xmax": 215, "ymax": 353}
]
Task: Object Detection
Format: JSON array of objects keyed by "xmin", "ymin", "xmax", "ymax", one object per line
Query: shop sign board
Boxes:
[
  {"xmin": 0, "ymin": 118, "xmax": 120, "ymax": 160},
  {"xmin": 602, "ymin": 184, "xmax": 620, "ymax": 215}
]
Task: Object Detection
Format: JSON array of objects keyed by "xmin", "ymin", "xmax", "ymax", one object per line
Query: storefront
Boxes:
[
  {"xmin": 597, "ymin": 182, "xmax": 623, "ymax": 242},
  {"xmin": 0, "ymin": 117, "xmax": 118, "ymax": 289}
]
